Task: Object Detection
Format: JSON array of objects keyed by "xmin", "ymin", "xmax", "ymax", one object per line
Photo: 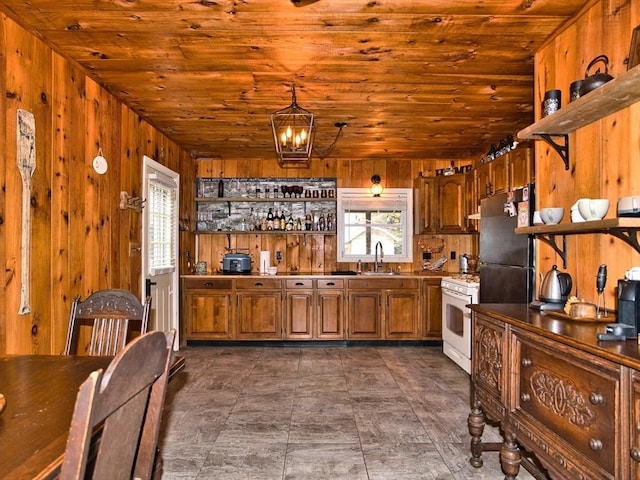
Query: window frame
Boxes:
[{"xmin": 336, "ymin": 187, "xmax": 413, "ymax": 263}]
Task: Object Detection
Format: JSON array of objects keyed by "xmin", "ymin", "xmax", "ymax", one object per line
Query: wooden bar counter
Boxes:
[{"xmin": 468, "ymin": 303, "xmax": 640, "ymax": 479}]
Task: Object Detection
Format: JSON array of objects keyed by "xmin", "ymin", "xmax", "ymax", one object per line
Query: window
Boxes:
[
  {"xmin": 337, "ymin": 188, "xmax": 413, "ymax": 263},
  {"xmin": 147, "ymin": 174, "xmax": 177, "ymax": 275}
]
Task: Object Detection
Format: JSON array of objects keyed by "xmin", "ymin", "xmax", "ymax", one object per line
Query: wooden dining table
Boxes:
[{"xmin": 0, "ymin": 353, "xmax": 185, "ymax": 480}]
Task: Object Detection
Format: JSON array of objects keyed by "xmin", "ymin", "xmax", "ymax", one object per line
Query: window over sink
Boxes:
[{"xmin": 337, "ymin": 188, "xmax": 413, "ymax": 263}]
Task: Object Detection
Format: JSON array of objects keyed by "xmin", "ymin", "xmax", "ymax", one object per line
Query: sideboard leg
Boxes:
[
  {"xmin": 501, "ymin": 428, "xmax": 521, "ymax": 480},
  {"xmin": 468, "ymin": 399, "xmax": 486, "ymax": 468}
]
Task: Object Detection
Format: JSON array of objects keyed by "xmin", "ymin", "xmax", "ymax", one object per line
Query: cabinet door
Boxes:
[
  {"xmin": 186, "ymin": 290, "xmax": 233, "ymax": 339},
  {"xmin": 285, "ymin": 290, "xmax": 313, "ymax": 339},
  {"xmin": 508, "ymin": 145, "xmax": 532, "ymax": 189},
  {"xmin": 385, "ymin": 290, "xmax": 419, "ymax": 339},
  {"xmin": 464, "ymin": 170, "xmax": 478, "ymax": 233},
  {"xmin": 630, "ymin": 370, "xmax": 640, "ymax": 477},
  {"xmin": 317, "ymin": 290, "xmax": 345, "ymax": 339},
  {"xmin": 437, "ymin": 175, "xmax": 465, "ymax": 233},
  {"xmin": 413, "ymin": 176, "xmax": 436, "ymax": 234},
  {"xmin": 422, "ymin": 279, "xmax": 442, "ymax": 339},
  {"xmin": 236, "ymin": 291, "xmax": 282, "ymax": 339},
  {"xmin": 475, "ymin": 163, "xmax": 493, "ymax": 199},
  {"xmin": 491, "ymin": 155, "xmax": 508, "ymax": 194},
  {"xmin": 347, "ymin": 291, "xmax": 381, "ymax": 338}
]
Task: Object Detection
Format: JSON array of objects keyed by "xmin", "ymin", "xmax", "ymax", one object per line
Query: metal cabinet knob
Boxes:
[
  {"xmin": 521, "ymin": 393, "xmax": 531, "ymax": 402},
  {"xmin": 589, "ymin": 438, "xmax": 603, "ymax": 451},
  {"xmin": 630, "ymin": 448, "xmax": 640, "ymax": 462},
  {"xmin": 521, "ymin": 358, "xmax": 532, "ymax": 367},
  {"xmin": 589, "ymin": 393, "xmax": 605, "ymax": 405}
]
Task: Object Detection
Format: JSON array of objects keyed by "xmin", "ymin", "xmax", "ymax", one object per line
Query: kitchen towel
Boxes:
[{"xmin": 260, "ymin": 251, "xmax": 271, "ymax": 273}]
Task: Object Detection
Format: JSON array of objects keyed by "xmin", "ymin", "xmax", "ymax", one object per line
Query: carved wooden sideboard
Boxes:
[{"xmin": 468, "ymin": 303, "xmax": 640, "ymax": 479}]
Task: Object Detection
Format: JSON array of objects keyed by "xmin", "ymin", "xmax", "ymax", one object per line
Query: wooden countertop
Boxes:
[
  {"xmin": 181, "ymin": 271, "xmax": 450, "ymax": 279},
  {"xmin": 470, "ymin": 303, "xmax": 640, "ymax": 369}
]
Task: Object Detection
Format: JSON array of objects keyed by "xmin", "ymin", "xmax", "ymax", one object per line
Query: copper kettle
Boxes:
[{"xmin": 579, "ymin": 55, "xmax": 614, "ymax": 96}]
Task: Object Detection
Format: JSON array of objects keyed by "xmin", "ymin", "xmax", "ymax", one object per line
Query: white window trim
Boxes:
[{"xmin": 337, "ymin": 187, "xmax": 413, "ymax": 263}]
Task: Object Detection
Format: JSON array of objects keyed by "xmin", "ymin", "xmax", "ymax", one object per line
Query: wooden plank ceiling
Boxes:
[{"xmin": 0, "ymin": 0, "xmax": 588, "ymax": 162}]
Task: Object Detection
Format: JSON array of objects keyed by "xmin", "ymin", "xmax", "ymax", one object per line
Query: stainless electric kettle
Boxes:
[{"xmin": 539, "ymin": 265, "xmax": 572, "ymax": 303}]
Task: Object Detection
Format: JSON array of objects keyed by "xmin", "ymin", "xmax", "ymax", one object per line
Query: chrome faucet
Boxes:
[{"xmin": 374, "ymin": 241, "xmax": 384, "ymax": 272}]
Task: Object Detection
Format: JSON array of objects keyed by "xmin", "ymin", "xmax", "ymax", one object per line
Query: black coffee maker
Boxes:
[{"xmin": 598, "ymin": 279, "xmax": 640, "ymax": 340}]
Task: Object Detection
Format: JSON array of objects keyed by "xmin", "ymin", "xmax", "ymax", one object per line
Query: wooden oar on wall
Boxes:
[{"xmin": 17, "ymin": 109, "xmax": 35, "ymax": 315}]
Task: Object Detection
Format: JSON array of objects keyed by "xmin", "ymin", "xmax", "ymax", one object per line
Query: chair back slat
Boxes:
[
  {"xmin": 64, "ymin": 289, "xmax": 151, "ymax": 356},
  {"xmin": 60, "ymin": 330, "xmax": 175, "ymax": 480}
]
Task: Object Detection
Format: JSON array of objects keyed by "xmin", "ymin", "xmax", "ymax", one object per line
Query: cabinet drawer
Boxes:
[
  {"xmin": 236, "ymin": 278, "xmax": 282, "ymax": 290},
  {"xmin": 515, "ymin": 335, "xmax": 618, "ymax": 474},
  {"xmin": 183, "ymin": 278, "xmax": 233, "ymax": 290},
  {"xmin": 317, "ymin": 279, "xmax": 344, "ymax": 289},
  {"xmin": 286, "ymin": 279, "xmax": 313, "ymax": 289},
  {"xmin": 348, "ymin": 278, "xmax": 418, "ymax": 289}
]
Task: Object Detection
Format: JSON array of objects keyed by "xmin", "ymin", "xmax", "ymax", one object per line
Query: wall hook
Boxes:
[{"xmin": 119, "ymin": 191, "xmax": 146, "ymax": 212}]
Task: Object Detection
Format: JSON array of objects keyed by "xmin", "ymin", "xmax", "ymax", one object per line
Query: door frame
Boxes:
[{"xmin": 141, "ymin": 155, "xmax": 180, "ymax": 348}]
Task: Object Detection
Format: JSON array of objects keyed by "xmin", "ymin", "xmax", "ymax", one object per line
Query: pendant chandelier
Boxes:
[{"xmin": 271, "ymin": 85, "xmax": 315, "ymax": 168}]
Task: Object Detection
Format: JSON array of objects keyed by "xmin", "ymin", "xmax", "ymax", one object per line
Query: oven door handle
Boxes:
[{"xmin": 442, "ymin": 288, "xmax": 472, "ymax": 303}]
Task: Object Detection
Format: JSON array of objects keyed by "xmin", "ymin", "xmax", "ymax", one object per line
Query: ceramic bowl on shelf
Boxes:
[
  {"xmin": 539, "ymin": 207, "xmax": 564, "ymax": 225},
  {"xmin": 577, "ymin": 198, "xmax": 609, "ymax": 221}
]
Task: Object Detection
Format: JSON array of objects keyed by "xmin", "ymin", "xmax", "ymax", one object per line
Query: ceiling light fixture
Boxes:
[
  {"xmin": 271, "ymin": 85, "xmax": 346, "ymax": 168},
  {"xmin": 370, "ymin": 174, "xmax": 384, "ymax": 197}
]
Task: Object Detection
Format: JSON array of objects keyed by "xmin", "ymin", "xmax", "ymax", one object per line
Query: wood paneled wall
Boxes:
[
  {"xmin": 0, "ymin": 14, "xmax": 192, "ymax": 354},
  {"xmin": 193, "ymin": 158, "xmax": 478, "ymax": 274},
  {"xmin": 534, "ymin": 0, "xmax": 640, "ymax": 307}
]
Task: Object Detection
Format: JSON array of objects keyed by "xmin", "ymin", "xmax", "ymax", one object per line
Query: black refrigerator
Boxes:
[{"xmin": 479, "ymin": 187, "xmax": 535, "ymax": 304}]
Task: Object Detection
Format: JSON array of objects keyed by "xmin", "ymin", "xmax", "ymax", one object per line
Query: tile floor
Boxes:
[{"xmin": 159, "ymin": 345, "xmax": 536, "ymax": 479}]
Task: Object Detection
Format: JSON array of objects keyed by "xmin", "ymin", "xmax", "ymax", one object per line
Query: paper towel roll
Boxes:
[{"xmin": 259, "ymin": 251, "xmax": 271, "ymax": 273}]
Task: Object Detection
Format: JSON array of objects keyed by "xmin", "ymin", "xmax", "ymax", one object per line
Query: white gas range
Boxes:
[{"xmin": 441, "ymin": 274, "xmax": 480, "ymax": 374}]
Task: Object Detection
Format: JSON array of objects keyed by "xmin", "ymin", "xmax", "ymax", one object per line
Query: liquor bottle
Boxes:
[
  {"xmin": 217, "ymin": 173, "xmax": 224, "ymax": 198},
  {"xmin": 286, "ymin": 213, "xmax": 294, "ymax": 231},
  {"xmin": 266, "ymin": 208, "xmax": 274, "ymax": 231},
  {"xmin": 279, "ymin": 211, "xmax": 286, "ymax": 231}
]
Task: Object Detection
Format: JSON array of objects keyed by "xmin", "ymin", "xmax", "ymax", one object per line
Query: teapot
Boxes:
[
  {"xmin": 579, "ymin": 55, "xmax": 614, "ymax": 96},
  {"xmin": 539, "ymin": 265, "xmax": 573, "ymax": 303}
]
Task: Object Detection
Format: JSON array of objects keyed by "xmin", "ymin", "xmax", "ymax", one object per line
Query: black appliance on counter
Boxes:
[
  {"xmin": 617, "ymin": 279, "xmax": 640, "ymax": 334},
  {"xmin": 479, "ymin": 186, "xmax": 535, "ymax": 303}
]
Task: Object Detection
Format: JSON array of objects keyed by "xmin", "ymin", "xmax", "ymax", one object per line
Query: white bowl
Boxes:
[
  {"xmin": 577, "ymin": 198, "xmax": 609, "ymax": 221},
  {"xmin": 539, "ymin": 207, "xmax": 564, "ymax": 225},
  {"xmin": 266, "ymin": 266, "xmax": 278, "ymax": 275}
]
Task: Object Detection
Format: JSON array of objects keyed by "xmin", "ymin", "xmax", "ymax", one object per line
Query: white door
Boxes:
[{"xmin": 142, "ymin": 155, "xmax": 180, "ymax": 349}]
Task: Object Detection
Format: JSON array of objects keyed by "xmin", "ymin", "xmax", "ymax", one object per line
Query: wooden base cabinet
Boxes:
[
  {"xmin": 346, "ymin": 278, "xmax": 420, "ymax": 339},
  {"xmin": 469, "ymin": 305, "xmax": 640, "ymax": 480},
  {"xmin": 316, "ymin": 279, "xmax": 345, "ymax": 339},
  {"xmin": 182, "ymin": 275, "xmax": 436, "ymax": 342},
  {"xmin": 236, "ymin": 278, "xmax": 283, "ymax": 339},
  {"xmin": 183, "ymin": 278, "xmax": 234, "ymax": 340}
]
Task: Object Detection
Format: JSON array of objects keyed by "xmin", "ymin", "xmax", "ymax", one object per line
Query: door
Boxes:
[{"xmin": 142, "ymin": 155, "xmax": 180, "ymax": 348}]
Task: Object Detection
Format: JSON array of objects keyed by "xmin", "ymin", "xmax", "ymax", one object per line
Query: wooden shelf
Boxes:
[
  {"xmin": 195, "ymin": 230, "xmax": 334, "ymax": 235},
  {"xmin": 516, "ymin": 217, "xmax": 640, "ymax": 267},
  {"xmin": 517, "ymin": 65, "xmax": 640, "ymax": 169},
  {"xmin": 518, "ymin": 65, "xmax": 640, "ymax": 138},
  {"xmin": 195, "ymin": 197, "xmax": 334, "ymax": 203}
]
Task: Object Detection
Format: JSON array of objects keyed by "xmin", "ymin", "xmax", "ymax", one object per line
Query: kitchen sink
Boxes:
[{"xmin": 361, "ymin": 271, "xmax": 399, "ymax": 276}]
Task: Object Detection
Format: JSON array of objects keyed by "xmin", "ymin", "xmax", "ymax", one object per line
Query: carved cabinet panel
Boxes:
[
  {"xmin": 472, "ymin": 313, "xmax": 509, "ymax": 422},
  {"xmin": 512, "ymin": 328, "xmax": 620, "ymax": 478}
]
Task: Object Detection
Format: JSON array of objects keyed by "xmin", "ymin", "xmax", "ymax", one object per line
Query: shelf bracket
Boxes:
[
  {"xmin": 536, "ymin": 233, "xmax": 567, "ymax": 269},
  {"xmin": 538, "ymin": 134, "xmax": 569, "ymax": 170},
  {"xmin": 607, "ymin": 228, "xmax": 640, "ymax": 253}
]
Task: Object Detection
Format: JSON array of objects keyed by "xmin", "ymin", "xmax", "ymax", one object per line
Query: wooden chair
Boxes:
[
  {"xmin": 59, "ymin": 330, "xmax": 176, "ymax": 480},
  {"xmin": 63, "ymin": 289, "xmax": 151, "ymax": 356}
]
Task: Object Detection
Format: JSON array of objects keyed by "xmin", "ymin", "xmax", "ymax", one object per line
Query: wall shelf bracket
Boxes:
[
  {"xmin": 608, "ymin": 227, "xmax": 640, "ymax": 253},
  {"xmin": 537, "ymin": 233, "xmax": 567, "ymax": 269},
  {"xmin": 538, "ymin": 134, "xmax": 569, "ymax": 170}
]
